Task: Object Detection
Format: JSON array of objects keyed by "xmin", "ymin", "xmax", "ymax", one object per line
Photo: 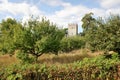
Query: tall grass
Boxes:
[
  {"xmin": 0, "ymin": 53, "xmax": 120, "ymax": 80},
  {"xmin": 0, "ymin": 55, "xmax": 18, "ymax": 68},
  {"xmin": 38, "ymin": 49, "xmax": 103, "ymax": 64},
  {"xmin": 0, "ymin": 49, "xmax": 103, "ymax": 67}
]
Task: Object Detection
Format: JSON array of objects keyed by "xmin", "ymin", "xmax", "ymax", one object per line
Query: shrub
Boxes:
[
  {"xmin": 0, "ymin": 55, "xmax": 120, "ymax": 80},
  {"xmin": 60, "ymin": 36, "xmax": 85, "ymax": 52}
]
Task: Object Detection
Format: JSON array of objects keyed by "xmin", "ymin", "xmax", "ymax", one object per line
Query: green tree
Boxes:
[
  {"xmin": 81, "ymin": 13, "xmax": 97, "ymax": 50},
  {"xmin": 0, "ymin": 17, "xmax": 65, "ymax": 62},
  {"xmin": 81, "ymin": 13, "xmax": 120, "ymax": 53},
  {"xmin": 60, "ymin": 36, "xmax": 85, "ymax": 52},
  {"xmin": 0, "ymin": 18, "xmax": 23, "ymax": 55},
  {"xmin": 103, "ymin": 15, "xmax": 120, "ymax": 53},
  {"xmin": 81, "ymin": 12, "xmax": 96, "ymax": 33}
]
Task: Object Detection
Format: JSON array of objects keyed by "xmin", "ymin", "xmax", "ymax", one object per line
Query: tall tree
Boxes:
[
  {"xmin": 0, "ymin": 18, "xmax": 65, "ymax": 62},
  {"xmin": 81, "ymin": 12, "xmax": 96, "ymax": 33},
  {"xmin": 81, "ymin": 13, "xmax": 120, "ymax": 53},
  {"xmin": 81, "ymin": 13, "xmax": 97, "ymax": 50},
  {"xmin": 0, "ymin": 18, "xmax": 23, "ymax": 55}
]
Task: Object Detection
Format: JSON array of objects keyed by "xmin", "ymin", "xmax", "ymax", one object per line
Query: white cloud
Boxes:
[
  {"xmin": 0, "ymin": 0, "xmax": 42, "ymax": 16},
  {"xmin": 55, "ymin": 5, "xmax": 89, "ymax": 18},
  {"xmin": 99, "ymin": 0, "xmax": 120, "ymax": 9},
  {"xmin": 91, "ymin": 8, "xmax": 105, "ymax": 17},
  {"xmin": 0, "ymin": 0, "xmax": 7, "ymax": 3},
  {"xmin": 46, "ymin": 5, "xmax": 105, "ymax": 28},
  {"xmin": 5, "ymin": 15, "xmax": 13, "ymax": 20},
  {"xmin": 46, "ymin": 2, "xmax": 120, "ymax": 30},
  {"xmin": 0, "ymin": 0, "xmax": 120, "ymax": 32},
  {"xmin": 40, "ymin": 0, "xmax": 62, "ymax": 6},
  {"xmin": 0, "ymin": 0, "xmax": 44, "ymax": 24},
  {"xmin": 106, "ymin": 8, "xmax": 120, "ymax": 15},
  {"xmin": 40, "ymin": 0, "xmax": 71, "ymax": 7}
]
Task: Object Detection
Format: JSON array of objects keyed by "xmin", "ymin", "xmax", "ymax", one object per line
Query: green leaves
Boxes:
[
  {"xmin": 0, "ymin": 18, "xmax": 19, "ymax": 54},
  {"xmin": 82, "ymin": 13, "xmax": 120, "ymax": 53},
  {"xmin": 0, "ymin": 17, "xmax": 65, "ymax": 62},
  {"xmin": 81, "ymin": 12, "xmax": 96, "ymax": 32},
  {"xmin": 60, "ymin": 36, "xmax": 85, "ymax": 52},
  {"xmin": 0, "ymin": 55, "xmax": 120, "ymax": 80}
]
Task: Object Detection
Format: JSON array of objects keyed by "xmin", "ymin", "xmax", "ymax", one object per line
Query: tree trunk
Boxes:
[{"xmin": 34, "ymin": 53, "xmax": 44, "ymax": 63}]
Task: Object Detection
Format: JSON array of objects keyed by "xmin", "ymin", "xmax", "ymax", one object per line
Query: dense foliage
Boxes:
[
  {"xmin": 0, "ymin": 13, "xmax": 120, "ymax": 79},
  {"xmin": 0, "ymin": 17, "xmax": 86, "ymax": 62},
  {"xmin": 82, "ymin": 13, "xmax": 120, "ymax": 53},
  {"xmin": 0, "ymin": 18, "xmax": 23, "ymax": 55},
  {"xmin": 60, "ymin": 36, "xmax": 85, "ymax": 52},
  {"xmin": 0, "ymin": 53, "xmax": 120, "ymax": 80},
  {"xmin": 0, "ymin": 18, "xmax": 65, "ymax": 62},
  {"xmin": 0, "ymin": 13, "xmax": 120, "ymax": 60}
]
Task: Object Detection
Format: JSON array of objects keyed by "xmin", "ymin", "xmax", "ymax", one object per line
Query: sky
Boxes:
[{"xmin": 0, "ymin": 0, "xmax": 120, "ymax": 32}]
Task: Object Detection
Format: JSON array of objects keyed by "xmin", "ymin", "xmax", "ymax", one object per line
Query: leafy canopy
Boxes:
[
  {"xmin": 0, "ymin": 17, "xmax": 65, "ymax": 61},
  {"xmin": 81, "ymin": 13, "xmax": 120, "ymax": 53}
]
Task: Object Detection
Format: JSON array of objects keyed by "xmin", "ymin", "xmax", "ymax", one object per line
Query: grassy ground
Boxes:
[
  {"xmin": 0, "ymin": 54, "xmax": 18, "ymax": 68},
  {"xmin": 38, "ymin": 49, "xmax": 103, "ymax": 64},
  {"xmin": 0, "ymin": 49, "xmax": 104, "ymax": 67}
]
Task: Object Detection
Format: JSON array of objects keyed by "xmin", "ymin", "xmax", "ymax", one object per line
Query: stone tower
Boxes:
[{"xmin": 68, "ymin": 23, "xmax": 78, "ymax": 36}]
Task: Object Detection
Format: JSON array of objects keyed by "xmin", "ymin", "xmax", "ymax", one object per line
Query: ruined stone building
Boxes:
[{"xmin": 68, "ymin": 23, "xmax": 78, "ymax": 36}]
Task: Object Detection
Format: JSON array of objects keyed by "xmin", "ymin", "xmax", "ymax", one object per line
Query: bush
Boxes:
[
  {"xmin": 16, "ymin": 50, "xmax": 36, "ymax": 64},
  {"xmin": 60, "ymin": 36, "xmax": 85, "ymax": 52},
  {"xmin": 82, "ymin": 14, "xmax": 120, "ymax": 53},
  {"xmin": 0, "ymin": 55, "xmax": 120, "ymax": 80}
]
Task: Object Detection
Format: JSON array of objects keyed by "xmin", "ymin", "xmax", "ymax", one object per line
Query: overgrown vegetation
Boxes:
[
  {"xmin": 0, "ymin": 53, "xmax": 120, "ymax": 80},
  {"xmin": 0, "ymin": 17, "xmax": 65, "ymax": 62},
  {"xmin": 0, "ymin": 17, "xmax": 85, "ymax": 62},
  {"xmin": 60, "ymin": 36, "xmax": 85, "ymax": 52},
  {"xmin": 0, "ymin": 13, "xmax": 120, "ymax": 79},
  {"xmin": 82, "ymin": 13, "xmax": 120, "ymax": 53}
]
